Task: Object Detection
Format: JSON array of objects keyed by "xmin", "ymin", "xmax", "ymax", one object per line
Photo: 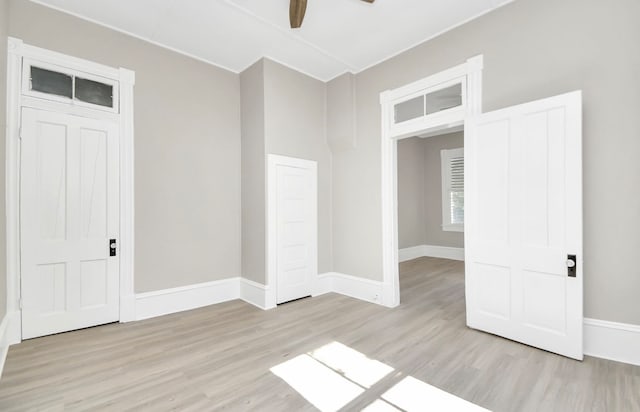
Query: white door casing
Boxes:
[
  {"xmin": 267, "ymin": 155, "xmax": 318, "ymax": 306},
  {"xmin": 380, "ymin": 55, "xmax": 484, "ymax": 308},
  {"xmin": 465, "ymin": 91, "xmax": 583, "ymax": 360},
  {"xmin": 6, "ymin": 38, "xmax": 136, "ymax": 345},
  {"xmin": 20, "ymin": 108, "xmax": 120, "ymax": 339}
]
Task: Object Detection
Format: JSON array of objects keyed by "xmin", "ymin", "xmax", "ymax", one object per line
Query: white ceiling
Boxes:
[{"xmin": 31, "ymin": 0, "xmax": 512, "ymax": 81}]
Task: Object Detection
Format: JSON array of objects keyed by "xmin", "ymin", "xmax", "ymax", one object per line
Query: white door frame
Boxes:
[
  {"xmin": 5, "ymin": 38, "xmax": 136, "ymax": 344},
  {"xmin": 379, "ymin": 55, "xmax": 483, "ymax": 308},
  {"xmin": 266, "ymin": 154, "xmax": 318, "ymax": 309}
]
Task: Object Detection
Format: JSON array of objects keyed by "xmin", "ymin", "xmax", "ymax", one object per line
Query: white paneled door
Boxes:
[
  {"xmin": 268, "ymin": 155, "xmax": 317, "ymax": 305},
  {"xmin": 465, "ymin": 91, "xmax": 583, "ymax": 360},
  {"xmin": 21, "ymin": 108, "xmax": 120, "ymax": 339}
]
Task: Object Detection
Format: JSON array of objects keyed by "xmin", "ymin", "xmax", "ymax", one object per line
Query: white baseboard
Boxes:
[
  {"xmin": 399, "ymin": 244, "xmax": 465, "ymax": 262},
  {"xmin": 5, "ymin": 312, "xmax": 20, "ymax": 347},
  {"xmin": 135, "ymin": 278, "xmax": 241, "ymax": 321},
  {"xmin": 240, "ymin": 278, "xmax": 272, "ymax": 310},
  {"xmin": 0, "ymin": 315, "xmax": 9, "ymax": 378},
  {"xmin": 6, "ymin": 279, "xmax": 639, "ymax": 369},
  {"xmin": 312, "ymin": 273, "xmax": 333, "ymax": 297},
  {"xmin": 314, "ymin": 272, "xmax": 383, "ymax": 305},
  {"xmin": 119, "ymin": 295, "xmax": 136, "ymax": 323},
  {"xmin": 584, "ymin": 318, "xmax": 640, "ymax": 366},
  {"xmin": 0, "ymin": 311, "xmax": 19, "ymax": 379},
  {"xmin": 398, "ymin": 245, "xmax": 428, "ymax": 262}
]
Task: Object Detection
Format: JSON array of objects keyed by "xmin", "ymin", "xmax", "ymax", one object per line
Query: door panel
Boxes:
[
  {"xmin": 21, "ymin": 107, "xmax": 120, "ymax": 339},
  {"xmin": 37, "ymin": 122, "xmax": 68, "ymax": 241},
  {"xmin": 270, "ymin": 156, "xmax": 317, "ymax": 305},
  {"xmin": 474, "ymin": 263, "xmax": 510, "ymax": 320},
  {"xmin": 80, "ymin": 128, "xmax": 108, "ymax": 238},
  {"xmin": 80, "ymin": 259, "xmax": 109, "ymax": 308},
  {"xmin": 522, "ymin": 271, "xmax": 566, "ymax": 333},
  {"xmin": 465, "ymin": 91, "xmax": 582, "ymax": 360}
]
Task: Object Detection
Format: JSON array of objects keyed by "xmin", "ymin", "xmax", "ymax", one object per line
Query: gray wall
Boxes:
[
  {"xmin": 331, "ymin": 0, "xmax": 640, "ymax": 324},
  {"xmin": 398, "ymin": 133, "xmax": 464, "ymax": 250},
  {"xmin": 240, "ymin": 60, "xmax": 266, "ymax": 284},
  {"xmin": 0, "ymin": 0, "xmax": 8, "ymax": 320},
  {"xmin": 326, "ymin": 72, "xmax": 356, "ymax": 153},
  {"xmin": 4, "ymin": 0, "xmax": 639, "ymax": 325},
  {"xmin": 239, "ymin": 58, "xmax": 333, "ymax": 284},
  {"xmin": 263, "ymin": 59, "xmax": 332, "ymax": 275},
  {"xmin": 397, "ymin": 137, "xmax": 425, "ymax": 249},
  {"xmin": 9, "ymin": 0, "xmax": 242, "ymax": 293}
]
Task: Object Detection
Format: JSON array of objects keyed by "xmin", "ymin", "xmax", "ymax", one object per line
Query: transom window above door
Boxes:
[
  {"xmin": 22, "ymin": 59, "xmax": 119, "ymax": 112},
  {"xmin": 394, "ymin": 83, "xmax": 463, "ymax": 124},
  {"xmin": 388, "ymin": 77, "xmax": 466, "ymax": 139}
]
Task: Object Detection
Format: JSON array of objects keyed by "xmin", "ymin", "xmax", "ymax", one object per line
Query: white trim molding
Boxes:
[
  {"xmin": 118, "ymin": 67, "xmax": 136, "ymax": 323},
  {"xmin": 0, "ymin": 316, "xmax": 9, "ymax": 378},
  {"xmin": 380, "ymin": 55, "xmax": 483, "ymax": 308},
  {"xmin": 0, "ymin": 312, "xmax": 20, "ymax": 378},
  {"xmin": 313, "ymin": 272, "xmax": 383, "ymax": 305},
  {"xmin": 134, "ymin": 277, "xmax": 274, "ymax": 321},
  {"xmin": 5, "ymin": 38, "xmax": 137, "ymax": 337},
  {"xmin": 312, "ymin": 273, "xmax": 334, "ymax": 297},
  {"xmin": 5, "ymin": 38, "xmax": 23, "ymax": 326},
  {"xmin": 135, "ymin": 278, "xmax": 241, "ymax": 321},
  {"xmin": 240, "ymin": 279, "xmax": 271, "ymax": 310},
  {"xmin": 399, "ymin": 245, "xmax": 465, "ymax": 263},
  {"xmin": 584, "ymin": 318, "xmax": 640, "ymax": 366}
]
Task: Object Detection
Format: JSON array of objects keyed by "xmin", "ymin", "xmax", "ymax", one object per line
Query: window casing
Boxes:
[{"xmin": 441, "ymin": 147, "xmax": 464, "ymax": 232}]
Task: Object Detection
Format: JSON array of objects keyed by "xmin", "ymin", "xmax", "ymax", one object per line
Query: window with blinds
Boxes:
[{"xmin": 441, "ymin": 148, "xmax": 464, "ymax": 232}]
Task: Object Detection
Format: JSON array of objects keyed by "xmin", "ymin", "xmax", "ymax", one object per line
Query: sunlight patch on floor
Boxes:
[
  {"xmin": 361, "ymin": 399, "xmax": 403, "ymax": 411},
  {"xmin": 379, "ymin": 376, "xmax": 490, "ymax": 411},
  {"xmin": 270, "ymin": 354, "xmax": 365, "ymax": 412},
  {"xmin": 271, "ymin": 341, "xmax": 488, "ymax": 412},
  {"xmin": 309, "ymin": 341, "xmax": 394, "ymax": 389}
]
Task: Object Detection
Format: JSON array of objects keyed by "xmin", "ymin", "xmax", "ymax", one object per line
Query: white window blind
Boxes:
[{"xmin": 441, "ymin": 148, "xmax": 464, "ymax": 232}]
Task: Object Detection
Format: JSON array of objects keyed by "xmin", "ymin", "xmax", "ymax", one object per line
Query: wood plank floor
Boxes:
[{"xmin": 0, "ymin": 257, "xmax": 638, "ymax": 411}]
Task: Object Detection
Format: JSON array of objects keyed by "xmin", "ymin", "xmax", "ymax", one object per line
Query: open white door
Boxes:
[
  {"xmin": 465, "ymin": 91, "xmax": 583, "ymax": 360},
  {"xmin": 21, "ymin": 108, "xmax": 120, "ymax": 339},
  {"xmin": 268, "ymin": 155, "xmax": 318, "ymax": 305}
]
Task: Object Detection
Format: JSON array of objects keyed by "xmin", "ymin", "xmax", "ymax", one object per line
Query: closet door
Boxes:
[{"xmin": 268, "ymin": 155, "xmax": 317, "ymax": 305}]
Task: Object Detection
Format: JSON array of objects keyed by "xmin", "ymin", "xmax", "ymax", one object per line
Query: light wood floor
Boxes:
[{"xmin": 1, "ymin": 257, "xmax": 639, "ymax": 411}]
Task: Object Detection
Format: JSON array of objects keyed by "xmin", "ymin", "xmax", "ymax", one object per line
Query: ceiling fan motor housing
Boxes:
[{"xmin": 290, "ymin": 0, "xmax": 375, "ymax": 29}]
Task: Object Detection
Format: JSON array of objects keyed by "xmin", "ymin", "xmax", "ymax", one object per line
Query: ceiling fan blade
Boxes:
[
  {"xmin": 361, "ymin": 0, "xmax": 375, "ymax": 3},
  {"xmin": 290, "ymin": 0, "xmax": 307, "ymax": 29}
]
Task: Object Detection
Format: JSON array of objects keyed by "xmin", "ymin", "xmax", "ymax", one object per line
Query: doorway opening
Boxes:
[
  {"xmin": 379, "ymin": 55, "xmax": 483, "ymax": 309},
  {"xmin": 397, "ymin": 126, "xmax": 465, "ymax": 266},
  {"xmin": 381, "ymin": 56, "xmax": 584, "ymax": 360}
]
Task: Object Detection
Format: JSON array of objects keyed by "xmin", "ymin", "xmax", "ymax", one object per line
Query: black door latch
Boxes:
[
  {"xmin": 567, "ymin": 254, "xmax": 576, "ymax": 277},
  {"xmin": 110, "ymin": 239, "xmax": 117, "ymax": 257}
]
